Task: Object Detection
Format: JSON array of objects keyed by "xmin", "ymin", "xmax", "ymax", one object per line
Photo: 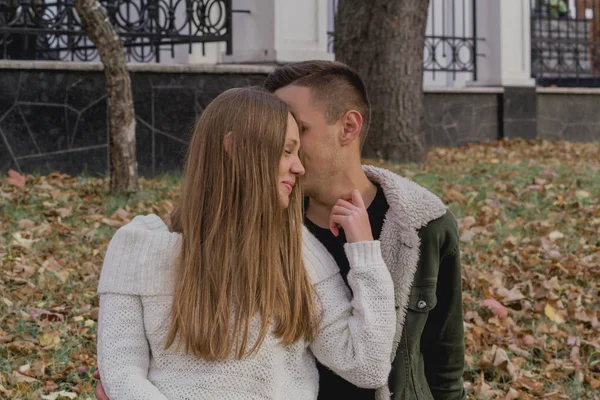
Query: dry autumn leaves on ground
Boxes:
[{"xmin": 0, "ymin": 138, "xmax": 599, "ymax": 399}]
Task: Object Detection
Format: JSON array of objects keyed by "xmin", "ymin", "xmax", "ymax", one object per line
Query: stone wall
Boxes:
[
  {"xmin": 0, "ymin": 62, "xmax": 269, "ymax": 177},
  {"xmin": 423, "ymin": 89, "xmax": 501, "ymax": 147},
  {"xmin": 537, "ymin": 88, "xmax": 600, "ymax": 142},
  {"xmin": 0, "ymin": 62, "xmax": 598, "ymax": 177}
]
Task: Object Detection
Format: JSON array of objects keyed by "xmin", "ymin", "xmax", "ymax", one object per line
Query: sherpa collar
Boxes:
[{"xmin": 363, "ymin": 165, "xmax": 447, "ymax": 233}]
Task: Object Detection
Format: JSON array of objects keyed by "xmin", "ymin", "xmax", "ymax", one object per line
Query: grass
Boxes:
[{"xmin": 0, "ymin": 138, "xmax": 599, "ymax": 399}]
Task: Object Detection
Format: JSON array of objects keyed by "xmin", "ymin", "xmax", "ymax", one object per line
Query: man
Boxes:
[
  {"xmin": 264, "ymin": 61, "xmax": 466, "ymax": 400},
  {"xmin": 95, "ymin": 60, "xmax": 465, "ymax": 400}
]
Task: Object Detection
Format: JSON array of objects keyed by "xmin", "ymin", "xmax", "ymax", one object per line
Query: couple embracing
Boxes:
[{"xmin": 94, "ymin": 61, "xmax": 466, "ymax": 400}]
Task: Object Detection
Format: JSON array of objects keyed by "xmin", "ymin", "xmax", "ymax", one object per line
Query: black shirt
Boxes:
[{"xmin": 304, "ymin": 185, "xmax": 390, "ymax": 400}]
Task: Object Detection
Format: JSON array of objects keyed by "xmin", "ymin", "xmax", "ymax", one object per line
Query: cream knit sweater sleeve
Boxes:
[
  {"xmin": 98, "ymin": 294, "xmax": 169, "ymax": 400},
  {"xmin": 302, "ymin": 229, "xmax": 396, "ymax": 389},
  {"xmin": 97, "ymin": 215, "xmax": 176, "ymax": 399}
]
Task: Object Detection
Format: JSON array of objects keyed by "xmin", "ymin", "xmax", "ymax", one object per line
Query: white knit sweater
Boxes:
[{"xmin": 97, "ymin": 214, "xmax": 396, "ymax": 400}]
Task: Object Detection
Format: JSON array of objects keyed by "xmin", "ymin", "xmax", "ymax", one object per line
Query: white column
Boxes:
[
  {"xmin": 470, "ymin": 0, "xmax": 535, "ymax": 86},
  {"xmin": 221, "ymin": 0, "xmax": 333, "ymax": 64},
  {"xmin": 188, "ymin": 43, "xmax": 226, "ymax": 64}
]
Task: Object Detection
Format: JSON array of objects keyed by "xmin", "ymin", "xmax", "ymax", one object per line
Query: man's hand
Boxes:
[
  {"xmin": 329, "ymin": 189, "xmax": 373, "ymax": 243},
  {"xmin": 93, "ymin": 370, "xmax": 110, "ymax": 400}
]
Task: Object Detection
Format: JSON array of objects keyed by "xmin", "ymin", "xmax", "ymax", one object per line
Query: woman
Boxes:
[{"xmin": 96, "ymin": 88, "xmax": 396, "ymax": 399}]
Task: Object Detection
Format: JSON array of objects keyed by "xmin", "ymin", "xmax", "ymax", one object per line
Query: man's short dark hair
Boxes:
[{"xmin": 264, "ymin": 60, "xmax": 371, "ymax": 147}]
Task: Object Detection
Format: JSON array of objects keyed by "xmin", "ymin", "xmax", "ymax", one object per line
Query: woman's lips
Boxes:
[{"xmin": 282, "ymin": 181, "xmax": 293, "ymax": 193}]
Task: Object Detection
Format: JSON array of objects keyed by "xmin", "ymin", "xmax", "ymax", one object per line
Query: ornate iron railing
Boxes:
[
  {"xmin": 0, "ymin": 0, "xmax": 232, "ymax": 62},
  {"xmin": 327, "ymin": 0, "xmax": 483, "ymax": 80},
  {"xmin": 530, "ymin": 0, "xmax": 600, "ymax": 86}
]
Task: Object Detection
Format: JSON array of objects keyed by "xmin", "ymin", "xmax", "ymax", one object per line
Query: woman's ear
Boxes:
[
  {"xmin": 340, "ymin": 110, "xmax": 363, "ymax": 147},
  {"xmin": 223, "ymin": 132, "xmax": 233, "ymax": 155}
]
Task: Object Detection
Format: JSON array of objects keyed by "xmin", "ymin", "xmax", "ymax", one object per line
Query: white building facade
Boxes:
[
  {"xmin": 177, "ymin": 0, "xmax": 599, "ymax": 90},
  {"xmin": 179, "ymin": 0, "xmax": 536, "ymax": 89}
]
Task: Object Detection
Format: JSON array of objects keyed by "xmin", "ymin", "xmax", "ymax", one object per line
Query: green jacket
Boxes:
[{"xmin": 364, "ymin": 166, "xmax": 466, "ymax": 400}]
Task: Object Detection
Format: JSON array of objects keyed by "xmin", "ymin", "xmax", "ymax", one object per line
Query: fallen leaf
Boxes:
[
  {"xmin": 504, "ymin": 388, "xmax": 520, "ymax": 400},
  {"xmin": 41, "ymin": 391, "xmax": 77, "ymax": 400},
  {"xmin": 521, "ymin": 335, "xmax": 535, "ymax": 348},
  {"xmin": 459, "ymin": 216, "xmax": 477, "ymax": 230},
  {"xmin": 0, "ymin": 384, "xmax": 13, "ymax": 397},
  {"xmin": 543, "ymin": 277, "xmax": 562, "ymax": 291},
  {"xmin": 85, "ymin": 319, "xmax": 96, "ymax": 327},
  {"xmin": 18, "ymin": 363, "xmax": 31, "ymax": 374},
  {"xmin": 544, "ymin": 302, "xmax": 566, "ymax": 324},
  {"xmin": 54, "ymin": 207, "xmax": 73, "ymax": 218},
  {"xmin": 53, "ymin": 269, "xmax": 70, "ymax": 283},
  {"xmin": 508, "ymin": 344, "xmax": 530, "ymax": 357},
  {"xmin": 9, "ymin": 371, "xmax": 38, "ymax": 384},
  {"xmin": 474, "ymin": 371, "xmax": 503, "ymax": 398},
  {"xmin": 11, "ymin": 233, "xmax": 36, "ymax": 249},
  {"xmin": 31, "ymin": 360, "xmax": 46, "ymax": 378},
  {"xmin": 503, "ymin": 235, "xmax": 519, "ymax": 249},
  {"xmin": 493, "ymin": 347, "xmax": 519, "ymax": 380},
  {"xmin": 482, "ymin": 298, "xmax": 509, "ymax": 318},
  {"xmin": 39, "ymin": 332, "xmax": 61, "ymax": 348},
  {"xmin": 7, "ymin": 341, "xmax": 36, "ymax": 355},
  {"xmin": 1, "ymin": 297, "xmax": 13, "ymax": 308},
  {"xmin": 575, "ymin": 190, "xmax": 590, "ymax": 199},
  {"xmin": 546, "ymin": 250, "xmax": 563, "ymax": 261},
  {"xmin": 548, "ymin": 231, "xmax": 565, "ymax": 241},
  {"xmin": 516, "ymin": 376, "xmax": 545, "ymax": 392},
  {"xmin": 497, "ymin": 286, "xmax": 526, "ymax": 303},
  {"xmin": 541, "ymin": 168, "xmax": 559, "ymax": 178},
  {"xmin": 6, "ymin": 169, "xmax": 25, "ymax": 188},
  {"xmin": 587, "ymin": 375, "xmax": 600, "ymax": 390},
  {"xmin": 102, "ymin": 217, "xmax": 125, "ymax": 228},
  {"xmin": 574, "ymin": 308, "xmax": 593, "ymax": 322},
  {"xmin": 111, "ymin": 207, "xmax": 130, "ymax": 221},
  {"xmin": 42, "ymin": 257, "xmax": 63, "ymax": 272},
  {"xmin": 568, "ymin": 337, "xmax": 581, "ymax": 368},
  {"xmin": 36, "ymin": 180, "xmax": 55, "ymax": 191},
  {"xmin": 90, "ymin": 307, "xmax": 99, "ymax": 321},
  {"xmin": 0, "ymin": 334, "xmax": 14, "ymax": 344},
  {"xmin": 82, "ymin": 227, "xmax": 98, "ymax": 241},
  {"xmin": 14, "ymin": 262, "xmax": 36, "ymax": 279},
  {"xmin": 460, "ymin": 230, "xmax": 476, "ymax": 243},
  {"xmin": 29, "ymin": 308, "xmax": 65, "ymax": 322},
  {"xmin": 444, "ymin": 188, "xmax": 467, "ymax": 202},
  {"xmin": 49, "ymin": 189, "xmax": 62, "ymax": 199},
  {"xmin": 18, "ymin": 219, "xmax": 36, "ymax": 229}
]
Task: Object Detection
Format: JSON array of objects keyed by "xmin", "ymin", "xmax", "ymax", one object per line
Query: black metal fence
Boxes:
[
  {"xmin": 0, "ymin": 0, "xmax": 232, "ymax": 62},
  {"xmin": 531, "ymin": 0, "xmax": 600, "ymax": 86},
  {"xmin": 425, "ymin": 0, "xmax": 481, "ymax": 80},
  {"xmin": 327, "ymin": 0, "xmax": 483, "ymax": 80}
]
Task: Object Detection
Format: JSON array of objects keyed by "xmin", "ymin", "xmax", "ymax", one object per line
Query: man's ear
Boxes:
[
  {"xmin": 339, "ymin": 110, "xmax": 363, "ymax": 147},
  {"xmin": 223, "ymin": 131, "xmax": 233, "ymax": 155}
]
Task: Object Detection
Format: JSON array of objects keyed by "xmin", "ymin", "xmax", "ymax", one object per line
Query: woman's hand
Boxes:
[
  {"xmin": 93, "ymin": 370, "xmax": 110, "ymax": 400},
  {"xmin": 329, "ymin": 189, "xmax": 373, "ymax": 243}
]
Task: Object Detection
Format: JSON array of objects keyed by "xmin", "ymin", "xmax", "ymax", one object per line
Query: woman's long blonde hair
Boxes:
[{"xmin": 165, "ymin": 88, "xmax": 316, "ymax": 360}]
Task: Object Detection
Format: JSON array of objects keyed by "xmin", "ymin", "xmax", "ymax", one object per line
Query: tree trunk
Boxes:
[
  {"xmin": 335, "ymin": 0, "xmax": 430, "ymax": 163},
  {"xmin": 75, "ymin": 0, "xmax": 138, "ymax": 193},
  {"xmin": 592, "ymin": 0, "xmax": 600, "ymax": 77}
]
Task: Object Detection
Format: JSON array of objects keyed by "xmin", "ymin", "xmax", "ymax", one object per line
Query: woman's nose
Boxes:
[{"xmin": 291, "ymin": 158, "xmax": 305, "ymax": 176}]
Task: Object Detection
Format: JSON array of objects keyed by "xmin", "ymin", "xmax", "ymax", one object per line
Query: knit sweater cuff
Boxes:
[{"xmin": 344, "ymin": 241, "xmax": 383, "ymax": 269}]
